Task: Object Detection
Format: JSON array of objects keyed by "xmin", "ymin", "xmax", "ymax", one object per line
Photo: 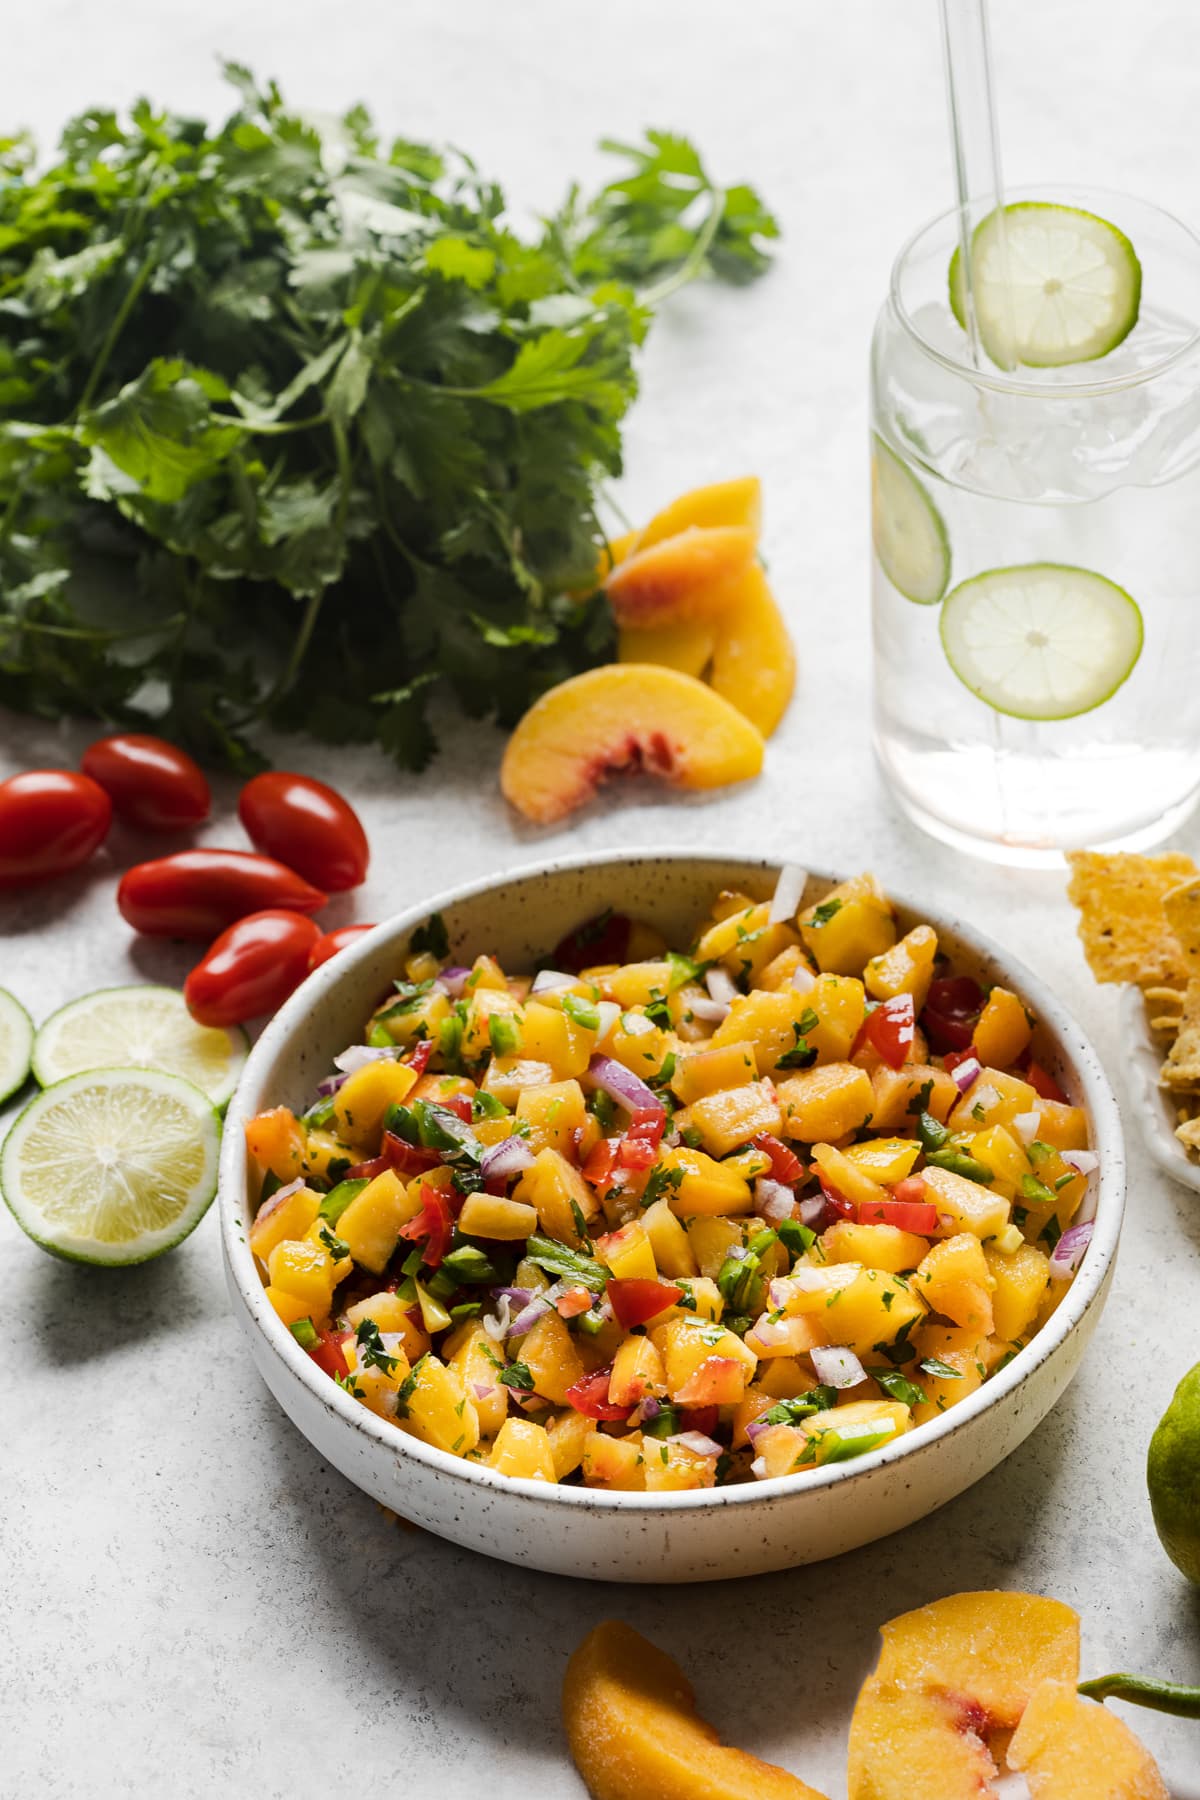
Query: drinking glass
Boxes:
[{"xmin": 870, "ymin": 185, "xmax": 1200, "ymax": 864}]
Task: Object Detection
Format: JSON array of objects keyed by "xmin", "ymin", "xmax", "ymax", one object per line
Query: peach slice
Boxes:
[
  {"xmin": 617, "ymin": 616, "xmax": 718, "ymax": 679},
  {"xmin": 637, "ymin": 476, "xmax": 763, "ymax": 551},
  {"xmin": 1008, "ymin": 1680, "xmax": 1169, "ymax": 1799},
  {"xmin": 563, "ymin": 1620, "xmax": 828, "ymax": 1800},
  {"xmin": 847, "ymin": 1678, "xmax": 1000, "ymax": 1800},
  {"xmin": 500, "ymin": 664, "xmax": 764, "ymax": 825},
  {"xmin": 708, "ymin": 564, "xmax": 795, "ymax": 737},
  {"xmin": 872, "ymin": 1591, "xmax": 1081, "ymax": 1731},
  {"xmin": 605, "ymin": 526, "xmax": 757, "ymax": 627}
]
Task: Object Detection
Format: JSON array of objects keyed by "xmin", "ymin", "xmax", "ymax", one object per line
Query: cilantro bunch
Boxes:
[{"xmin": 0, "ymin": 65, "xmax": 776, "ymax": 768}]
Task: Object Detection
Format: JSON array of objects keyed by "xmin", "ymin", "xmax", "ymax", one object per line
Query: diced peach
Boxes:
[
  {"xmin": 609, "ymin": 1335, "xmax": 668, "ymax": 1408},
  {"xmin": 487, "ymin": 1417, "xmax": 556, "ymax": 1482},
  {"xmin": 910, "ymin": 1322, "xmax": 990, "ymax": 1425},
  {"xmin": 984, "ymin": 1241, "xmax": 1050, "ymax": 1342},
  {"xmin": 249, "ymin": 1183, "xmax": 321, "ymax": 1262},
  {"xmin": 595, "ymin": 1220, "xmax": 657, "ymax": 1280},
  {"xmin": 915, "ymin": 1233, "xmax": 996, "ymax": 1333},
  {"xmin": 869, "ymin": 1063, "xmax": 958, "ymax": 1129},
  {"xmin": 1008, "ymin": 1680, "xmax": 1169, "ymax": 1799},
  {"xmin": 696, "ymin": 902, "xmax": 801, "ymax": 986},
  {"xmin": 708, "ymin": 565, "xmax": 795, "ymax": 738},
  {"xmin": 689, "ymin": 1080, "xmax": 783, "ymax": 1156},
  {"xmin": 1032, "ymin": 1097, "xmax": 1089, "ymax": 1150},
  {"xmin": 480, "ymin": 1055, "xmax": 557, "ymax": 1106},
  {"xmin": 641, "ymin": 1198, "xmax": 699, "ymax": 1278},
  {"xmin": 245, "ymin": 1106, "xmax": 305, "ymax": 1183},
  {"xmin": 843, "ymin": 1137, "xmax": 922, "ymax": 1184},
  {"xmin": 501, "ymin": 664, "xmax": 764, "ymax": 825},
  {"xmin": 518, "ymin": 1311, "xmax": 586, "ymax": 1405},
  {"xmin": 745, "ymin": 1313, "xmax": 829, "ymax": 1359},
  {"xmin": 444, "ymin": 1321, "xmax": 508, "ymax": 1438},
  {"xmin": 660, "ymin": 1145, "xmax": 753, "ymax": 1216},
  {"xmin": 265, "ymin": 1285, "xmax": 313, "ymax": 1328},
  {"xmin": 685, "ymin": 1216, "xmax": 745, "ymax": 1281},
  {"xmin": 605, "ymin": 525, "xmax": 757, "ymax": 626},
  {"xmin": 517, "ymin": 1008, "xmax": 594, "ymax": 1081},
  {"xmin": 344, "ymin": 1290, "xmax": 431, "ymax": 1363},
  {"xmin": 805, "ymin": 975, "xmax": 868, "ymax": 1064},
  {"xmin": 811, "ymin": 1142, "xmax": 886, "ymax": 1210},
  {"xmin": 757, "ymin": 1357, "xmax": 819, "ymax": 1399},
  {"xmin": 266, "ymin": 1238, "xmax": 338, "ymax": 1315},
  {"xmin": 821, "ymin": 1268, "xmax": 927, "ymax": 1358},
  {"xmin": 637, "ymin": 476, "xmax": 763, "ymax": 550},
  {"xmin": 777, "ymin": 1062, "xmax": 875, "ymax": 1142},
  {"xmin": 581, "ymin": 1430, "xmax": 646, "ymax": 1490},
  {"xmin": 618, "ymin": 617, "xmax": 718, "ymax": 679},
  {"xmin": 332, "ymin": 1058, "xmax": 419, "ymax": 1151},
  {"xmin": 336, "ymin": 1168, "xmax": 423, "ymax": 1274},
  {"xmin": 923, "ymin": 1165, "xmax": 1011, "ymax": 1241},
  {"xmin": 642, "ymin": 1438, "xmax": 718, "ymax": 1490},
  {"xmin": 799, "ymin": 875, "xmax": 897, "ymax": 975},
  {"xmin": 674, "ymin": 1355, "xmax": 748, "ymax": 1407},
  {"xmin": 671, "ymin": 1041, "xmax": 759, "ymax": 1103},
  {"xmin": 973, "ymin": 986, "xmax": 1032, "ymax": 1068},
  {"xmin": 544, "ymin": 1406, "xmax": 593, "ymax": 1480},
  {"xmin": 457, "ymin": 1191, "xmax": 539, "ymax": 1240},
  {"xmin": 404, "ymin": 1356, "xmax": 480, "ymax": 1458},
  {"xmin": 822, "ymin": 1220, "xmax": 928, "ymax": 1274},
  {"xmin": 514, "ymin": 1147, "xmax": 598, "ymax": 1247},
  {"xmin": 948, "ymin": 1067, "xmax": 1038, "ymax": 1133},
  {"xmin": 865, "ymin": 925, "xmax": 938, "ymax": 1011},
  {"xmin": 662, "ymin": 1319, "xmax": 755, "ymax": 1396}
]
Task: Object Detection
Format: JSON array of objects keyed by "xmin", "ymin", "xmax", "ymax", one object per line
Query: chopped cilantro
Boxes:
[
  {"xmin": 868, "ymin": 1368, "xmax": 927, "ymax": 1406},
  {"xmin": 499, "ymin": 1361, "xmax": 535, "ymax": 1391},
  {"xmin": 906, "ymin": 1079, "xmax": 934, "ymax": 1117},
  {"xmin": 1040, "ymin": 1215, "xmax": 1063, "ymax": 1251},
  {"xmin": 317, "ymin": 1223, "xmax": 350, "ymax": 1260},
  {"xmin": 919, "ymin": 1356, "xmax": 964, "ymax": 1380},
  {"xmin": 810, "ymin": 898, "xmax": 843, "ymax": 926},
  {"xmin": 355, "ymin": 1318, "xmax": 400, "ymax": 1375}
]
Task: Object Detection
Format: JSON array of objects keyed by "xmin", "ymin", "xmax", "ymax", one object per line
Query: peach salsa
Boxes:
[{"xmin": 244, "ymin": 870, "xmax": 1098, "ymax": 1490}]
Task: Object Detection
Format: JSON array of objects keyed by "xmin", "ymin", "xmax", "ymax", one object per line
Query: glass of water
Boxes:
[{"xmin": 870, "ymin": 185, "xmax": 1200, "ymax": 864}]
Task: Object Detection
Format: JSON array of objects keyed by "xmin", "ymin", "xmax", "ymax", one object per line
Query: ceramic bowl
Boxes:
[{"xmin": 219, "ymin": 850, "xmax": 1125, "ymax": 1583}]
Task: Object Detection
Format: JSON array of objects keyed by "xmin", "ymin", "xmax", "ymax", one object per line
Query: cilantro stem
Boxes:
[
  {"xmin": 1078, "ymin": 1673, "xmax": 1200, "ymax": 1719},
  {"xmin": 6, "ymin": 612, "xmax": 186, "ymax": 642},
  {"xmin": 78, "ymin": 251, "xmax": 156, "ymax": 413},
  {"xmin": 641, "ymin": 184, "xmax": 725, "ymax": 308}
]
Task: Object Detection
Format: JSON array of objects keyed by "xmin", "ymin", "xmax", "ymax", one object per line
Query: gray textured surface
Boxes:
[{"xmin": 4, "ymin": 1, "xmax": 1200, "ymax": 1793}]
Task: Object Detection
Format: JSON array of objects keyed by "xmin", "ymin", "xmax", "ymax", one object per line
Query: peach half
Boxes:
[
  {"xmin": 500, "ymin": 664, "xmax": 764, "ymax": 825},
  {"xmin": 1008, "ymin": 1680, "xmax": 1169, "ymax": 1799},
  {"xmin": 605, "ymin": 526, "xmax": 758, "ymax": 627},
  {"xmin": 563, "ymin": 1620, "xmax": 828, "ymax": 1800},
  {"xmin": 709, "ymin": 564, "xmax": 795, "ymax": 737}
]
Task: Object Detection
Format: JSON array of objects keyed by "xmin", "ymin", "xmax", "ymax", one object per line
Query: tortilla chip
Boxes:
[
  {"xmin": 1163, "ymin": 877, "xmax": 1200, "ymax": 975},
  {"xmin": 1065, "ymin": 850, "xmax": 1196, "ymax": 987},
  {"xmin": 1175, "ymin": 1116, "xmax": 1200, "ymax": 1158},
  {"xmin": 1160, "ymin": 980, "xmax": 1200, "ymax": 1090}
]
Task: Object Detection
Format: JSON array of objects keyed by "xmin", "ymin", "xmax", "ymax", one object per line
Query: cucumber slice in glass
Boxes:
[
  {"xmin": 0, "ymin": 990, "xmax": 34, "ymax": 1104},
  {"xmin": 32, "ymin": 984, "xmax": 247, "ymax": 1110},
  {"xmin": 949, "ymin": 202, "xmax": 1142, "ymax": 369},
  {"xmin": 1, "ymin": 1067, "xmax": 221, "ymax": 1264},
  {"xmin": 871, "ymin": 436, "xmax": 951, "ymax": 604},
  {"xmin": 940, "ymin": 563, "xmax": 1143, "ymax": 721}
]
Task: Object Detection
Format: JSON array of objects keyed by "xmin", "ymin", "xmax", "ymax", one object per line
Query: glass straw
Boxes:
[{"xmin": 937, "ymin": 0, "xmax": 1015, "ymax": 368}]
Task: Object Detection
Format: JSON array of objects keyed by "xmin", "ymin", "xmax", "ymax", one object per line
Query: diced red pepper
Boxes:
[
  {"xmin": 751, "ymin": 1131, "xmax": 805, "ymax": 1186},
  {"xmin": 617, "ymin": 1137, "xmax": 659, "ymax": 1171},
  {"xmin": 555, "ymin": 1284, "xmax": 595, "ymax": 1319},
  {"xmin": 818, "ymin": 1181, "xmax": 856, "ymax": 1222},
  {"xmin": 309, "ymin": 1329, "xmax": 351, "ymax": 1381},
  {"xmin": 942, "ymin": 1045, "xmax": 979, "ymax": 1075},
  {"xmin": 627, "ymin": 1105, "xmax": 666, "ymax": 1148},
  {"xmin": 890, "ymin": 1174, "xmax": 930, "ymax": 1208},
  {"xmin": 552, "ymin": 911, "xmax": 632, "ymax": 974},
  {"xmin": 855, "ymin": 993, "xmax": 916, "ymax": 1069},
  {"xmin": 921, "ymin": 975, "xmax": 984, "ymax": 1053},
  {"xmin": 344, "ymin": 1151, "xmax": 389, "ymax": 1182},
  {"xmin": 859, "ymin": 1196, "xmax": 940, "ymax": 1233},
  {"xmin": 407, "ymin": 1037, "xmax": 434, "ymax": 1076},
  {"xmin": 438, "ymin": 1092, "xmax": 473, "ymax": 1124},
  {"xmin": 678, "ymin": 1405, "xmax": 721, "ymax": 1438},
  {"xmin": 397, "ymin": 1181, "xmax": 453, "ymax": 1268},
  {"xmin": 1025, "ymin": 1060, "xmax": 1068, "ymax": 1104},
  {"xmin": 582, "ymin": 1137, "xmax": 620, "ymax": 1187},
  {"xmin": 564, "ymin": 1365, "xmax": 634, "ymax": 1421},
  {"xmin": 383, "ymin": 1130, "xmax": 443, "ymax": 1176},
  {"xmin": 606, "ymin": 1276, "xmax": 684, "ymax": 1330}
]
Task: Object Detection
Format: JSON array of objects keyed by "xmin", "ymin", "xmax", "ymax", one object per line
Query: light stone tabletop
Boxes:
[{"xmin": 4, "ymin": 2, "xmax": 1200, "ymax": 1793}]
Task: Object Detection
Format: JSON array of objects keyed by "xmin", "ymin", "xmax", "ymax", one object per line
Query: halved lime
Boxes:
[
  {"xmin": 32, "ymin": 985, "xmax": 247, "ymax": 1109},
  {"xmin": 950, "ymin": 202, "xmax": 1142, "ymax": 368},
  {"xmin": 0, "ymin": 990, "xmax": 34, "ymax": 1104},
  {"xmin": 871, "ymin": 436, "xmax": 951, "ymax": 604},
  {"xmin": 940, "ymin": 563, "xmax": 1143, "ymax": 721},
  {"xmin": 1, "ymin": 1068, "xmax": 221, "ymax": 1264}
]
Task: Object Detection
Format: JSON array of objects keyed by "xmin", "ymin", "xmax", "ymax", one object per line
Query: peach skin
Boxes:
[
  {"xmin": 500, "ymin": 663, "xmax": 763, "ymax": 825},
  {"xmin": 563, "ymin": 1620, "xmax": 828, "ymax": 1800},
  {"xmin": 605, "ymin": 526, "xmax": 757, "ymax": 627},
  {"xmin": 637, "ymin": 476, "xmax": 763, "ymax": 551}
]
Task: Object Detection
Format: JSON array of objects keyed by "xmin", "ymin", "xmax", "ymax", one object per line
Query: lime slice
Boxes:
[
  {"xmin": 940, "ymin": 563, "xmax": 1143, "ymax": 721},
  {"xmin": 32, "ymin": 985, "xmax": 248, "ymax": 1109},
  {"xmin": 871, "ymin": 436, "xmax": 951, "ymax": 604},
  {"xmin": 950, "ymin": 202, "xmax": 1142, "ymax": 368},
  {"xmin": 0, "ymin": 990, "xmax": 34, "ymax": 1104},
  {"xmin": 1, "ymin": 1068, "xmax": 221, "ymax": 1264}
]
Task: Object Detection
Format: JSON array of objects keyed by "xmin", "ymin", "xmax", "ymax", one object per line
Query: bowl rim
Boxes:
[{"xmin": 219, "ymin": 846, "xmax": 1126, "ymax": 1513}]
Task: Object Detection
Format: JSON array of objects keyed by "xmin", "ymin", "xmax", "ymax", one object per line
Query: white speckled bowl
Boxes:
[{"xmin": 219, "ymin": 850, "xmax": 1125, "ymax": 1582}]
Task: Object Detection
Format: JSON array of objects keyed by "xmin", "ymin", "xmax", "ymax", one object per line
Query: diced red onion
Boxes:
[
  {"xmin": 688, "ymin": 993, "xmax": 731, "ymax": 1023},
  {"xmin": 939, "ymin": 1212, "xmax": 955, "ymax": 1231},
  {"xmin": 258, "ymin": 1175, "xmax": 306, "ymax": 1222},
  {"xmin": 587, "ymin": 1054, "xmax": 663, "ymax": 1116},
  {"xmin": 951, "ymin": 1055, "xmax": 982, "ymax": 1094},
  {"xmin": 333, "ymin": 1042, "xmax": 402, "ymax": 1075},
  {"xmin": 769, "ymin": 863, "xmax": 808, "ymax": 924},
  {"xmin": 667, "ymin": 1430, "xmax": 723, "ymax": 1459},
  {"xmin": 745, "ymin": 1414, "xmax": 774, "ymax": 1443},
  {"xmin": 480, "ymin": 1136, "xmax": 536, "ymax": 1181},
  {"xmin": 440, "ymin": 965, "xmax": 471, "ymax": 998},
  {"xmin": 810, "ymin": 1345, "xmax": 866, "ymax": 1389},
  {"xmin": 472, "ymin": 1382, "xmax": 497, "ymax": 1401},
  {"xmin": 769, "ymin": 1267, "xmax": 827, "ymax": 1306},
  {"xmin": 705, "ymin": 967, "xmax": 739, "ymax": 1007},
  {"xmin": 1012, "ymin": 1110, "xmax": 1041, "ymax": 1145},
  {"xmin": 621, "ymin": 1010, "xmax": 656, "ymax": 1038},
  {"xmin": 1060, "ymin": 1148, "xmax": 1098, "ymax": 1176},
  {"xmin": 799, "ymin": 1195, "xmax": 827, "ymax": 1228},
  {"xmin": 508, "ymin": 1293, "xmax": 553, "ymax": 1336},
  {"xmin": 492, "ymin": 1286, "xmax": 532, "ymax": 1306},
  {"xmin": 532, "ymin": 968, "xmax": 575, "ymax": 994},
  {"xmin": 1049, "ymin": 1221, "xmax": 1093, "ymax": 1279},
  {"xmin": 638, "ymin": 1395, "xmax": 662, "ymax": 1421},
  {"xmin": 749, "ymin": 1317, "xmax": 790, "ymax": 1349},
  {"xmin": 755, "ymin": 1176, "xmax": 797, "ymax": 1221},
  {"xmin": 791, "ymin": 962, "xmax": 817, "ymax": 995},
  {"xmin": 315, "ymin": 1071, "xmax": 347, "ymax": 1097},
  {"xmin": 482, "ymin": 1293, "xmax": 521, "ymax": 1342},
  {"xmin": 594, "ymin": 1001, "xmax": 621, "ymax": 1042}
]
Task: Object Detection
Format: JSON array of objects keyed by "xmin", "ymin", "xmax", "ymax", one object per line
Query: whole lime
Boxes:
[{"xmin": 1147, "ymin": 1361, "xmax": 1200, "ymax": 1584}]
